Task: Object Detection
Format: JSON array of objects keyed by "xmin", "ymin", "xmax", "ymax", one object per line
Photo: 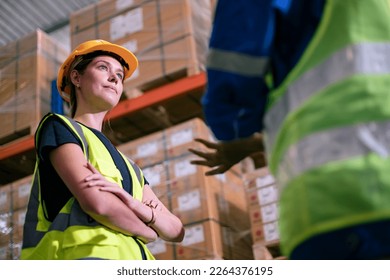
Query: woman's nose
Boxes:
[{"xmin": 108, "ymin": 72, "xmax": 118, "ymax": 83}]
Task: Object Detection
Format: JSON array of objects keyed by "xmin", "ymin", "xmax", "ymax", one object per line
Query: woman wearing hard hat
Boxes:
[{"xmin": 21, "ymin": 40, "xmax": 184, "ymax": 260}]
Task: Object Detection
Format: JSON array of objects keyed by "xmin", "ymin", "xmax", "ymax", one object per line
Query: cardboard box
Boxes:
[
  {"xmin": 250, "ymin": 219, "xmax": 280, "ymax": 245},
  {"xmin": 70, "ymin": 0, "xmax": 212, "ymax": 93},
  {"xmin": 0, "ymin": 185, "xmax": 12, "ymax": 214},
  {"xmin": 260, "ymin": 203, "xmax": 279, "ymax": 224},
  {"xmin": 215, "ymin": 171, "xmax": 250, "ymax": 231},
  {"xmin": 168, "ymin": 155, "xmax": 222, "ymax": 222},
  {"xmin": 252, "ymin": 242, "xmax": 273, "ymax": 260},
  {"xmin": 175, "ymin": 220, "xmax": 225, "ymax": 260},
  {"xmin": 117, "ymin": 129, "xmax": 165, "ymax": 168},
  {"xmin": 142, "ymin": 162, "xmax": 169, "ymax": 200},
  {"xmin": 243, "ymin": 167, "xmax": 276, "ymax": 189},
  {"xmin": 248, "ymin": 205, "xmax": 263, "ymax": 225},
  {"xmin": 0, "ymin": 244, "xmax": 11, "ymax": 260},
  {"xmin": 70, "ymin": 0, "xmax": 147, "ymax": 33},
  {"xmin": 147, "ymin": 238, "xmax": 175, "ymax": 260},
  {"xmin": 168, "ymin": 154, "xmax": 230, "ymax": 224},
  {"xmin": 176, "ymin": 219, "xmax": 253, "ymax": 260},
  {"xmin": 11, "ymin": 175, "xmax": 32, "ymax": 210},
  {"xmin": 263, "ymin": 221, "xmax": 280, "ymax": 243},
  {"xmin": 0, "ymin": 213, "xmax": 12, "ymax": 246},
  {"xmin": 164, "ymin": 118, "xmax": 213, "ymax": 159},
  {"xmin": 11, "ymin": 242, "xmax": 22, "ymax": 260},
  {"xmin": 246, "ymin": 185, "xmax": 279, "ymax": 208},
  {"xmin": 248, "ymin": 202, "xmax": 278, "ymax": 224},
  {"xmin": 11, "ymin": 208, "xmax": 26, "ymax": 243},
  {"xmin": 0, "ymin": 29, "xmax": 67, "ymax": 144},
  {"xmin": 222, "ymin": 226, "xmax": 254, "ymax": 260},
  {"xmin": 250, "ymin": 220, "xmax": 265, "ymax": 243}
]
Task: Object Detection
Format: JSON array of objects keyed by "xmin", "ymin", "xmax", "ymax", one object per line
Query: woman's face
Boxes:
[{"xmin": 77, "ymin": 55, "xmax": 125, "ymax": 112}]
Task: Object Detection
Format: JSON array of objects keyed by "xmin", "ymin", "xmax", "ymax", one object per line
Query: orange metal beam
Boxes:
[
  {"xmin": 0, "ymin": 72, "xmax": 207, "ymax": 160},
  {"xmin": 106, "ymin": 72, "xmax": 206, "ymax": 120},
  {"xmin": 0, "ymin": 136, "xmax": 34, "ymax": 160}
]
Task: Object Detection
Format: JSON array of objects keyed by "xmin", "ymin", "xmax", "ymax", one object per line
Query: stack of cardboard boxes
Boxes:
[
  {"xmin": 118, "ymin": 118, "xmax": 253, "ymax": 260},
  {"xmin": 70, "ymin": 0, "xmax": 213, "ymax": 98},
  {"xmin": 0, "ymin": 29, "xmax": 68, "ymax": 145},
  {"xmin": 0, "ymin": 185, "xmax": 12, "ymax": 259},
  {"xmin": 243, "ymin": 167, "xmax": 284, "ymax": 259},
  {"xmin": 0, "ymin": 175, "xmax": 32, "ymax": 259},
  {"xmin": 0, "ymin": 28, "xmax": 67, "ymax": 259}
]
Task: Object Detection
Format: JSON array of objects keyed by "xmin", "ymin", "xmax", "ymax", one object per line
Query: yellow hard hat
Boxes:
[{"xmin": 57, "ymin": 39, "xmax": 138, "ymax": 102}]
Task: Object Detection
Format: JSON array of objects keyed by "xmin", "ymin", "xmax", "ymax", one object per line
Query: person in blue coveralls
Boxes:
[{"xmin": 189, "ymin": 0, "xmax": 390, "ymax": 259}]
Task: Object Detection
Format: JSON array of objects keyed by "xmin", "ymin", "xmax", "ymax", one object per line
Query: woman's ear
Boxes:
[{"xmin": 70, "ymin": 70, "xmax": 81, "ymax": 88}]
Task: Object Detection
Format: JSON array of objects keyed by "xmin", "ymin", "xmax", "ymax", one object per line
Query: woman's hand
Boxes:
[
  {"xmin": 85, "ymin": 162, "xmax": 138, "ymax": 209},
  {"xmin": 84, "ymin": 162, "xmax": 158, "ymax": 242},
  {"xmin": 84, "ymin": 162, "xmax": 184, "ymax": 242}
]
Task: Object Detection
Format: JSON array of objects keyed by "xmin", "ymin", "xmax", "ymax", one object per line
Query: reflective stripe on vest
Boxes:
[
  {"xmin": 263, "ymin": 0, "xmax": 390, "ymax": 257},
  {"xmin": 207, "ymin": 48, "xmax": 270, "ymax": 77},
  {"xmin": 264, "ymin": 42, "xmax": 390, "ymax": 154},
  {"xmin": 277, "ymin": 120, "xmax": 390, "ymax": 190},
  {"xmin": 64, "ymin": 116, "xmax": 89, "ymax": 158}
]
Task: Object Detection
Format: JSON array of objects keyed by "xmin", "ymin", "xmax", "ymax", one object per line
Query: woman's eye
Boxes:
[
  {"xmin": 116, "ymin": 73, "xmax": 123, "ymax": 80},
  {"xmin": 99, "ymin": 65, "xmax": 108, "ymax": 70}
]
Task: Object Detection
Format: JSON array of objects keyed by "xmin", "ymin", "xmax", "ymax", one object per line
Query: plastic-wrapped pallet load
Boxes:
[
  {"xmin": 0, "ymin": 29, "xmax": 68, "ymax": 145},
  {"xmin": 70, "ymin": 0, "xmax": 213, "ymax": 97},
  {"xmin": 0, "ymin": 184, "xmax": 12, "ymax": 259},
  {"xmin": 0, "ymin": 175, "xmax": 33, "ymax": 260}
]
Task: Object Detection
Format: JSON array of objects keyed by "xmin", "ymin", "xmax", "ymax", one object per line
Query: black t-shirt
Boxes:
[{"xmin": 37, "ymin": 115, "xmax": 142, "ymax": 222}]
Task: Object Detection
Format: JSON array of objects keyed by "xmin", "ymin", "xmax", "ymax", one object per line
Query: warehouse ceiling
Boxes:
[{"xmin": 0, "ymin": 0, "xmax": 100, "ymax": 48}]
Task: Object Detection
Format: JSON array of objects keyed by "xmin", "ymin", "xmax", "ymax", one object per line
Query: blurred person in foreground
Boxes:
[
  {"xmin": 21, "ymin": 40, "xmax": 184, "ymax": 260},
  {"xmin": 189, "ymin": 0, "xmax": 390, "ymax": 259}
]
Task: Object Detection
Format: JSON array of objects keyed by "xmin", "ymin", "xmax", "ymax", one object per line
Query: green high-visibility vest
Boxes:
[
  {"xmin": 264, "ymin": 0, "xmax": 390, "ymax": 257},
  {"xmin": 21, "ymin": 113, "xmax": 155, "ymax": 260}
]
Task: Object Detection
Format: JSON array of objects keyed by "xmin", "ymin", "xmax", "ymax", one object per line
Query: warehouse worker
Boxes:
[
  {"xmin": 21, "ymin": 39, "xmax": 184, "ymax": 260},
  {"xmin": 190, "ymin": 0, "xmax": 390, "ymax": 259}
]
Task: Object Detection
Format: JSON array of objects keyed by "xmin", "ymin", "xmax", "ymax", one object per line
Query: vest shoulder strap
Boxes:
[
  {"xmin": 57, "ymin": 114, "xmax": 144, "ymax": 187},
  {"xmin": 62, "ymin": 115, "xmax": 90, "ymax": 159}
]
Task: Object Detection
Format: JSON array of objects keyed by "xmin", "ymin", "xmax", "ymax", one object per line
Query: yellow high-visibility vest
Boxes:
[
  {"xmin": 21, "ymin": 113, "xmax": 155, "ymax": 260},
  {"xmin": 264, "ymin": 0, "xmax": 390, "ymax": 257}
]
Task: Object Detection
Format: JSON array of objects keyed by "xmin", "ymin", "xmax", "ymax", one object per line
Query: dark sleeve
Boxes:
[
  {"xmin": 35, "ymin": 115, "xmax": 83, "ymax": 221},
  {"xmin": 37, "ymin": 115, "xmax": 82, "ymax": 162},
  {"xmin": 202, "ymin": 0, "xmax": 274, "ymax": 140}
]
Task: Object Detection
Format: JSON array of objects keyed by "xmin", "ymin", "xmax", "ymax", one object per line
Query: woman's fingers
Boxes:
[
  {"xmin": 98, "ymin": 186, "xmax": 121, "ymax": 193},
  {"xmin": 86, "ymin": 162, "xmax": 99, "ymax": 174},
  {"xmin": 84, "ymin": 173, "xmax": 103, "ymax": 182},
  {"xmin": 99, "ymin": 186, "xmax": 135, "ymax": 208},
  {"xmin": 84, "ymin": 163, "xmax": 116, "ymax": 187}
]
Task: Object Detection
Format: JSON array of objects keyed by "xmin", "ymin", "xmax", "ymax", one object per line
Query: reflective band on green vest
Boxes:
[
  {"xmin": 264, "ymin": 42, "xmax": 390, "ymax": 152},
  {"xmin": 207, "ymin": 48, "xmax": 269, "ymax": 76},
  {"xmin": 277, "ymin": 120, "xmax": 390, "ymax": 189}
]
